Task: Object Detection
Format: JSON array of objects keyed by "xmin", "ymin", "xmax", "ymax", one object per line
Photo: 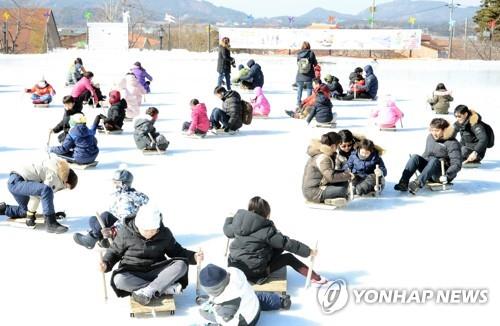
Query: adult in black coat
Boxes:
[
  {"xmin": 223, "ymin": 196, "xmax": 326, "ymax": 285},
  {"xmin": 394, "ymin": 118, "xmax": 462, "ymax": 194},
  {"xmin": 100, "ymin": 205, "xmax": 201, "ymax": 305},
  {"xmin": 240, "ymin": 59, "xmax": 264, "ymax": 89},
  {"xmin": 210, "ymin": 86, "xmax": 243, "ymax": 133},
  {"xmin": 452, "ymin": 105, "xmax": 490, "ymax": 163},
  {"xmin": 52, "ymin": 95, "xmax": 83, "ymax": 143},
  {"xmin": 295, "ymin": 41, "xmax": 318, "ymax": 106},
  {"xmin": 216, "ymin": 37, "xmax": 235, "ymax": 90}
]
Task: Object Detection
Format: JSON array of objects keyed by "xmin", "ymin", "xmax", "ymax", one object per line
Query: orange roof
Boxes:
[{"xmin": 0, "ymin": 8, "xmax": 57, "ymax": 53}]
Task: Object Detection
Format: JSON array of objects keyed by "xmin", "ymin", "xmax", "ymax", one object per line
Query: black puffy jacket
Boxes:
[
  {"xmin": 240, "ymin": 60, "xmax": 264, "ymax": 88},
  {"xmin": 453, "ymin": 111, "xmax": 489, "ymax": 158},
  {"xmin": 422, "ymin": 126, "xmax": 462, "ymax": 180},
  {"xmin": 217, "ymin": 45, "xmax": 233, "ymax": 74},
  {"xmin": 224, "ymin": 209, "xmax": 311, "ymax": 280},
  {"xmin": 222, "ymin": 90, "xmax": 243, "ymax": 131},
  {"xmin": 306, "ymin": 92, "xmax": 333, "ymax": 124},
  {"xmin": 105, "ymin": 98, "xmax": 127, "ymax": 129}
]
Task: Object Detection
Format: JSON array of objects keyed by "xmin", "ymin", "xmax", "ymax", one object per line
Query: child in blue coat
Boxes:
[{"xmin": 345, "ymin": 138, "xmax": 387, "ymax": 195}]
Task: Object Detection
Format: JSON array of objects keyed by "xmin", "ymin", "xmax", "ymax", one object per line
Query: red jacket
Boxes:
[
  {"xmin": 301, "ymin": 84, "xmax": 330, "ymax": 108},
  {"xmin": 26, "ymin": 84, "xmax": 56, "ymax": 96}
]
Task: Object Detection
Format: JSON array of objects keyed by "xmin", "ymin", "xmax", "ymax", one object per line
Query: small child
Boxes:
[
  {"xmin": 336, "ymin": 129, "xmax": 359, "ymax": 170},
  {"xmin": 370, "ymin": 94, "xmax": 404, "ymax": 129},
  {"xmin": 182, "ymin": 99, "xmax": 210, "ymax": 137},
  {"xmin": 95, "ymin": 90, "xmax": 127, "ymax": 131},
  {"xmin": 224, "ymin": 196, "xmax": 327, "ymax": 286},
  {"xmin": 50, "ymin": 113, "xmax": 99, "ymax": 165},
  {"xmin": 117, "ymin": 73, "xmax": 146, "ymax": 119},
  {"xmin": 99, "ymin": 204, "xmax": 202, "ymax": 304},
  {"xmin": 345, "ymin": 138, "xmax": 387, "ymax": 195},
  {"xmin": 231, "ymin": 64, "xmax": 250, "ymax": 85},
  {"xmin": 428, "ymin": 83, "xmax": 454, "ymax": 114},
  {"xmin": 250, "ymin": 87, "xmax": 270, "ymax": 117},
  {"xmin": 26, "ymin": 80, "xmax": 56, "ymax": 105},
  {"xmin": 324, "ymin": 74, "xmax": 343, "ymax": 99},
  {"xmin": 352, "ymin": 75, "xmax": 365, "ymax": 95},
  {"xmin": 306, "ymin": 92, "xmax": 335, "ymax": 125},
  {"xmin": 130, "ymin": 61, "xmax": 153, "ymax": 93},
  {"xmin": 52, "ymin": 95, "xmax": 84, "ymax": 143},
  {"xmin": 198, "ymin": 264, "xmax": 291, "ymax": 326},
  {"xmin": 73, "ymin": 165, "xmax": 149, "ymax": 249},
  {"xmin": 133, "ymin": 107, "xmax": 169, "ymax": 151}
]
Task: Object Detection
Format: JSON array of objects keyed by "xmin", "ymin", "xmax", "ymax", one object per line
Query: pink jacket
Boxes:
[
  {"xmin": 251, "ymin": 87, "xmax": 270, "ymax": 116},
  {"xmin": 71, "ymin": 77, "xmax": 98, "ymax": 104},
  {"xmin": 118, "ymin": 74, "xmax": 146, "ymax": 118},
  {"xmin": 189, "ymin": 103, "xmax": 210, "ymax": 134},
  {"xmin": 370, "ymin": 99, "xmax": 404, "ymax": 128}
]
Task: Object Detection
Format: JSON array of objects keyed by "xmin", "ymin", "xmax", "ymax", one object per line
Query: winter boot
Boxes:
[
  {"xmin": 45, "ymin": 214, "xmax": 68, "ymax": 234},
  {"xmin": 408, "ymin": 180, "xmax": 421, "ymax": 195},
  {"xmin": 280, "ymin": 294, "xmax": 292, "ymax": 310},
  {"xmin": 164, "ymin": 283, "xmax": 182, "ymax": 295},
  {"xmin": 73, "ymin": 232, "xmax": 98, "ymax": 249},
  {"xmin": 132, "ymin": 287, "xmax": 154, "ymax": 306},
  {"xmin": 0, "ymin": 202, "xmax": 6, "ymax": 215},
  {"xmin": 324, "ymin": 197, "xmax": 347, "ymax": 207},
  {"xmin": 25, "ymin": 211, "xmax": 36, "ymax": 227},
  {"xmin": 394, "ymin": 180, "xmax": 409, "ymax": 192}
]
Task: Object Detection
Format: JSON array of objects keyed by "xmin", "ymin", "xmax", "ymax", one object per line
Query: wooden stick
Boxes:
[
  {"xmin": 305, "ymin": 240, "xmax": 318, "ymax": 289},
  {"xmin": 99, "ymin": 251, "xmax": 108, "ymax": 302},
  {"xmin": 374, "ymin": 164, "xmax": 381, "ymax": 194},
  {"xmin": 400, "ymin": 117, "xmax": 404, "ymax": 129},
  {"xmin": 440, "ymin": 159, "xmax": 446, "ymax": 191},
  {"xmin": 196, "ymin": 247, "xmax": 202, "ymax": 297},
  {"xmin": 224, "ymin": 238, "xmax": 230, "ymax": 257},
  {"xmin": 148, "ymin": 133, "xmax": 162, "ymax": 154},
  {"xmin": 47, "ymin": 130, "xmax": 52, "ymax": 159}
]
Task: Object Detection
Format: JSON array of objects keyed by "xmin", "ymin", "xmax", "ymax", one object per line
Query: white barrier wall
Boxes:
[
  {"xmin": 219, "ymin": 28, "xmax": 421, "ymax": 50},
  {"xmin": 88, "ymin": 22, "xmax": 129, "ymax": 51}
]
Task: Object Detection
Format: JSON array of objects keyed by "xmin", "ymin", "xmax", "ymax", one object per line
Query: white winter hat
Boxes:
[{"xmin": 135, "ymin": 204, "xmax": 162, "ymax": 230}]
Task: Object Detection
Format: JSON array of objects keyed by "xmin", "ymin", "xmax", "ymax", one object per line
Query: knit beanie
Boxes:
[
  {"xmin": 109, "ymin": 90, "xmax": 121, "ymax": 105},
  {"xmin": 200, "ymin": 264, "xmax": 230, "ymax": 297}
]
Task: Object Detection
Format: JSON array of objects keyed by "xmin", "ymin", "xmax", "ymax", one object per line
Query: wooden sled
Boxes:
[
  {"xmin": 142, "ymin": 149, "xmax": 166, "ymax": 155},
  {"xmin": 305, "ymin": 198, "xmax": 347, "ymax": 210},
  {"xmin": 34, "ymin": 103, "xmax": 49, "ymax": 108},
  {"xmin": 98, "ymin": 129, "xmax": 123, "ymax": 135},
  {"xmin": 6, "ymin": 216, "xmax": 45, "ymax": 229},
  {"xmin": 184, "ymin": 133, "xmax": 207, "ymax": 139},
  {"xmin": 315, "ymin": 122, "xmax": 337, "ymax": 129},
  {"xmin": 252, "ymin": 115, "xmax": 269, "ymax": 119},
  {"xmin": 210, "ymin": 129, "xmax": 239, "ymax": 136},
  {"xmin": 462, "ymin": 162, "xmax": 481, "ymax": 169},
  {"xmin": 379, "ymin": 127, "xmax": 397, "ymax": 132},
  {"xmin": 69, "ymin": 161, "xmax": 98, "ymax": 170},
  {"xmin": 130, "ymin": 294, "xmax": 175, "ymax": 318},
  {"xmin": 252, "ymin": 267, "xmax": 287, "ymax": 295},
  {"xmin": 426, "ymin": 182, "xmax": 453, "ymax": 191}
]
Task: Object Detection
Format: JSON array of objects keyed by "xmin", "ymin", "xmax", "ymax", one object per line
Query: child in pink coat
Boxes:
[
  {"xmin": 118, "ymin": 73, "xmax": 146, "ymax": 119},
  {"xmin": 182, "ymin": 99, "xmax": 210, "ymax": 136},
  {"xmin": 370, "ymin": 95, "xmax": 404, "ymax": 129},
  {"xmin": 250, "ymin": 87, "xmax": 270, "ymax": 117}
]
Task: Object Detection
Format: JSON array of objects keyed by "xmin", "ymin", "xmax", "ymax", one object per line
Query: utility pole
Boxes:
[
  {"xmin": 464, "ymin": 17, "xmax": 467, "ymax": 60},
  {"xmin": 207, "ymin": 24, "xmax": 211, "ymax": 53},
  {"xmin": 448, "ymin": 0, "xmax": 456, "ymax": 59},
  {"xmin": 371, "ymin": 0, "xmax": 375, "ymax": 29}
]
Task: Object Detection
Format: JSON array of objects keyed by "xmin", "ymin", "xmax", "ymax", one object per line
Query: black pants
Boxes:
[
  {"xmin": 400, "ymin": 154, "xmax": 443, "ymax": 186},
  {"xmin": 89, "ymin": 211, "xmax": 118, "ymax": 239},
  {"xmin": 320, "ymin": 182, "xmax": 349, "ymax": 201},
  {"xmin": 353, "ymin": 174, "xmax": 385, "ymax": 195}
]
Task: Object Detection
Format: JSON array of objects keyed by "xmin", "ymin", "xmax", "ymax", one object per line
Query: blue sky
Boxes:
[{"xmin": 206, "ymin": 0, "xmax": 481, "ymax": 17}]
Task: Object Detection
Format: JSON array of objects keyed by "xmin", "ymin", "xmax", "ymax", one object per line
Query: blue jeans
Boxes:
[
  {"xmin": 401, "ymin": 155, "xmax": 442, "ymax": 186},
  {"xmin": 296, "ymin": 81, "xmax": 312, "ymax": 106},
  {"xmin": 256, "ymin": 292, "xmax": 282, "ymax": 311},
  {"xmin": 89, "ymin": 211, "xmax": 118, "ymax": 239},
  {"xmin": 31, "ymin": 94, "xmax": 52, "ymax": 103},
  {"xmin": 5, "ymin": 173, "xmax": 55, "ymax": 217},
  {"xmin": 209, "ymin": 108, "xmax": 230, "ymax": 129},
  {"xmin": 217, "ymin": 72, "xmax": 231, "ymax": 90}
]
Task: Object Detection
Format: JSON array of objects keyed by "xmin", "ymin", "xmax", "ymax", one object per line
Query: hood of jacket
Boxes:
[
  {"xmin": 254, "ymin": 87, "xmax": 264, "ymax": 97},
  {"xmin": 364, "ymin": 65, "xmax": 374, "ymax": 76},
  {"xmin": 298, "ymin": 49, "xmax": 312, "ymax": 59},
  {"xmin": 307, "ymin": 139, "xmax": 335, "ymax": 157},
  {"xmin": 231, "ymin": 209, "xmax": 273, "ymax": 237},
  {"xmin": 468, "ymin": 110, "xmax": 482, "ymax": 126},
  {"xmin": 247, "ymin": 59, "xmax": 255, "ymax": 68},
  {"xmin": 69, "ymin": 124, "xmax": 91, "ymax": 137},
  {"xmin": 194, "ymin": 103, "xmax": 207, "ymax": 114}
]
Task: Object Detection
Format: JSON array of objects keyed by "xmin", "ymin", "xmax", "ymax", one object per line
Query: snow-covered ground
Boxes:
[{"xmin": 0, "ymin": 49, "xmax": 499, "ymax": 325}]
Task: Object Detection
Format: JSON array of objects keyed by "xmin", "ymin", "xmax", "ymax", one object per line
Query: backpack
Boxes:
[
  {"xmin": 482, "ymin": 122, "xmax": 495, "ymax": 148},
  {"xmin": 241, "ymin": 100, "xmax": 253, "ymax": 125},
  {"xmin": 297, "ymin": 58, "xmax": 311, "ymax": 74}
]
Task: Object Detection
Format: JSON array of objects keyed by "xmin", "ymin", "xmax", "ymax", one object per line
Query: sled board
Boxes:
[
  {"xmin": 69, "ymin": 161, "xmax": 98, "ymax": 170},
  {"xmin": 210, "ymin": 129, "xmax": 239, "ymax": 136},
  {"xmin": 142, "ymin": 149, "xmax": 166, "ymax": 155},
  {"xmin": 252, "ymin": 267, "xmax": 287, "ymax": 295},
  {"xmin": 130, "ymin": 294, "xmax": 175, "ymax": 318},
  {"xmin": 305, "ymin": 200, "xmax": 346, "ymax": 210},
  {"xmin": 98, "ymin": 129, "xmax": 123, "ymax": 135},
  {"xmin": 379, "ymin": 127, "xmax": 397, "ymax": 132},
  {"xmin": 353, "ymin": 96, "xmax": 378, "ymax": 101},
  {"xmin": 34, "ymin": 103, "xmax": 49, "ymax": 108},
  {"xmin": 6, "ymin": 216, "xmax": 45, "ymax": 229},
  {"xmin": 315, "ymin": 122, "xmax": 337, "ymax": 129},
  {"xmin": 124, "ymin": 117, "xmax": 133, "ymax": 122},
  {"xmin": 426, "ymin": 182, "xmax": 453, "ymax": 191},
  {"xmin": 252, "ymin": 115, "xmax": 269, "ymax": 119},
  {"xmin": 462, "ymin": 162, "xmax": 481, "ymax": 169},
  {"xmin": 184, "ymin": 133, "xmax": 207, "ymax": 139}
]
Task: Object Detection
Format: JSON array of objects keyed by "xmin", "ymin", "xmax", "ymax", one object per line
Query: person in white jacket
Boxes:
[
  {"xmin": 0, "ymin": 158, "xmax": 78, "ymax": 233},
  {"xmin": 199, "ymin": 264, "xmax": 290, "ymax": 326}
]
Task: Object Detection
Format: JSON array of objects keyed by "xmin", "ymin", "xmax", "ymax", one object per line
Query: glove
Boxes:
[
  {"xmin": 101, "ymin": 226, "xmax": 117, "ymax": 239},
  {"xmin": 25, "ymin": 88, "xmax": 30, "ymax": 93},
  {"xmin": 54, "ymin": 211, "xmax": 66, "ymax": 219},
  {"xmin": 439, "ymin": 176, "xmax": 448, "ymax": 184}
]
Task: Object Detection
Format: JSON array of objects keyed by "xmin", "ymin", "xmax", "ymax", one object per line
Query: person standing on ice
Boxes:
[
  {"xmin": 223, "ymin": 196, "xmax": 328, "ymax": 287},
  {"xmin": 295, "ymin": 41, "xmax": 318, "ymax": 106},
  {"xmin": 216, "ymin": 36, "xmax": 235, "ymax": 90},
  {"xmin": 130, "ymin": 61, "xmax": 153, "ymax": 93},
  {"xmin": 117, "ymin": 72, "xmax": 146, "ymax": 119},
  {"xmin": 394, "ymin": 118, "xmax": 462, "ymax": 194},
  {"xmin": 73, "ymin": 165, "xmax": 149, "ymax": 249},
  {"xmin": 0, "ymin": 158, "xmax": 77, "ymax": 233},
  {"xmin": 99, "ymin": 204, "xmax": 203, "ymax": 306}
]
